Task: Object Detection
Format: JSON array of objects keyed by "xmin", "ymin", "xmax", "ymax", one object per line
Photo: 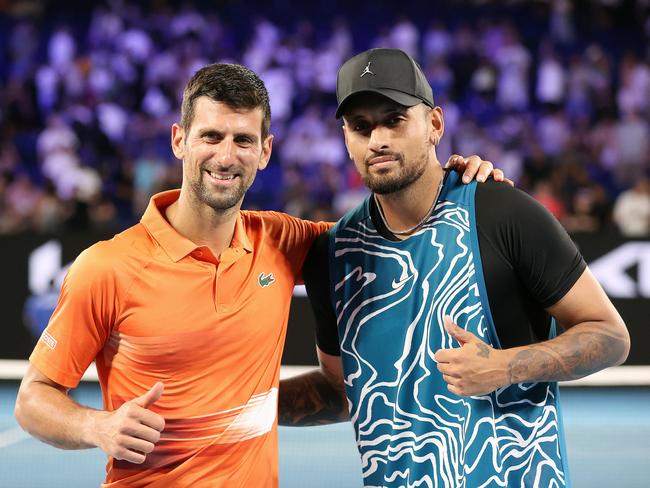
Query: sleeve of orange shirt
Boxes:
[
  {"xmin": 264, "ymin": 212, "xmax": 332, "ymax": 283},
  {"xmin": 29, "ymin": 241, "xmax": 121, "ymax": 389}
]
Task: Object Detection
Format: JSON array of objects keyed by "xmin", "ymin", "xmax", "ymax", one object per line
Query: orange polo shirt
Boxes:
[{"xmin": 29, "ymin": 189, "xmax": 330, "ymax": 487}]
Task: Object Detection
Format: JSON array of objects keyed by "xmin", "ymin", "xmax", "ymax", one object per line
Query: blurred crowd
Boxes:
[{"xmin": 1, "ymin": 0, "xmax": 650, "ymax": 237}]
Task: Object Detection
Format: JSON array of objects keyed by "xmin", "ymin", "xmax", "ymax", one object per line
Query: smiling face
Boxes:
[
  {"xmin": 171, "ymin": 96, "xmax": 273, "ymax": 212},
  {"xmin": 342, "ymin": 92, "xmax": 443, "ymax": 195}
]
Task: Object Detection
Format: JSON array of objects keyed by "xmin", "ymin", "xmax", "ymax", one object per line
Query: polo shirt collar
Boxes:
[
  {"xmin": 232, "ymin": 210, "xmax": 254, "ymax": 253},
  {"xmin": 141, "ymin": 189, "xmax": 253, "ymax": 262}
]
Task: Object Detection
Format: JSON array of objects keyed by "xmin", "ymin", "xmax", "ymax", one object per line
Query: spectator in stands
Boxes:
[
  {"xmin": 563, "ymin": 186, "xmax": 607, "ymax": 233},
  {"xmin": 613, "ymin": 177, "xmax": 650, "ymax": 237},
  {"xmin": 612, "ymin": 109, "xmax": 650, "ymax": 188},
  {"xmin": 536, "ymin": 41, "xmax": 567, "ymax": 106},
  {"xmin": 533, "ymin": 180, "xmax": 566, "ymax": 221},
  {"xmin": 5, "ymin": 173, "xmax": 42, "ymax": 231},
  {"xmin": 1, "ymin": 0, "xmax": 650, "ymax": 236},
  {"xmin": 494, "ymin": 23, "xmax": 531, "ymax": 111}
]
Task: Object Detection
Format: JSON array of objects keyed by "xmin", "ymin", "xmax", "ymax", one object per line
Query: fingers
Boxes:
[
  {"xmin": 133, "ymin": 382, "xmax": 164, "ymax": 409},
  {"xmin": 121, "ymin": 434, "xmax": 156, "ymax": 454},
  {"xmin": 444, "ymin": 154, "xmax": 465, "ymax": 169},
  {"xmin": 441, "ymin": 373, "xmax": 458, "ymax": 384},
  {"xmin": 492, "ymin": 168, "xmax": 504, "ymax": 182},
  {"xmin": 437, "ymin": 367, "xmax": 463, "ymax": 395},
  {"xmin": 443, "ymin": 316, "xmax": 474, "ymax": 345},
  {"xmin": 476, "ymin": 160, "xmax": 494, "ymax": 182},
  {"xmin": 434, "ymin": 349, "xmax": 446, "ymax": 363},
  {"xmin": 466, "ymin": 156, "xmax": 492, "ymax": 183},
  {"xmin": 436, "ymin": 362, "xmax": 459, "ymax": 378},
  {"xmin": 433, "ymin": 316, "xmax": 468, "ymax": 362},
  {"xmin": 439, "ymin": 369, "xmax": 475, "ymax": 397},
  {"xmin": 446, "ymin": 384, "xmax": 462, "ymax": 396},
  {"xmin": 113, "ymin": 434, "xmax": 157, "ymax": 463},
  {"xmin": 113, "ymin": 446, "xmax": 147, "ymax": 464},
  {"xmin": 104, "ymin": 412, "xmax": 164, "ymax": 463},
  {"xmin": 123, "ymin": 420, "xmax": 163, "ymax": 444},
  {"xmin": 444, "ymin": 378, "xmax": 486, "ymax": 397},
  {"xmin": 110, "ymin": 410, "xmax": 164, "ymax": 464},
  {"xmin": 120, "ymin": 398, "xmax": 165, "ymax": 432},
  {"xmin": 437, "ymin": 357, "xmax": 470, "ymax": 396},
  {"xmin": 446, "ymin": 154, "xmax": 503, "ymax": 184},
  {"xmin": 489, "ymin": 167, "xmax": 515, "ymax": 186},
  {"xmin": 137, "ymin": 409, "xmax": 165, "ymax": 432},
  {"xmin": 99, "ymin": 390, "xmax": 166, "ymax": 463}
]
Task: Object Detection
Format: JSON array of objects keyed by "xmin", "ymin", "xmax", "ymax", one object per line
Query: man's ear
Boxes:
[
  {"xmin": 342, "ymin": 123, "xmax": 353, "ymax": 159},
  {"xmin": 428, "ymin": 106, "xmax": 445, "ymax": 146},
  {"xmin": 258, "ymin": 134, "xmax": 274, "ymax": 170},
  {"xmin": 171, "ymin": 123, "xmax": 185, "ymax": 160}
]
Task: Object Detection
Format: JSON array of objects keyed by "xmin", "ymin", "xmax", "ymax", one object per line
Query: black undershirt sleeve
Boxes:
[
  {"xmin": 474, "ymin": 180, "xmax": 586, "ymax": 347},
  {"xmin": 302, "ymin": 231, "xmax": 341, "ymax": 355},
  {"xmin": 303, "ymin": 179, "xmax": 588, "ymax": 355}
]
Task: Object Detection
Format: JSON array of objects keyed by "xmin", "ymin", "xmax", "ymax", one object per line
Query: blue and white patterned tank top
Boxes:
[{"xmin": 329, "ymin": 171, "xmax": 571, "ymax": 488}]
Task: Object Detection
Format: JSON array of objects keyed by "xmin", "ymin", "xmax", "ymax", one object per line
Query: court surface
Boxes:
[{"xmin": 1, "ymin": 382, "xmax": 648, "ymax": 488}]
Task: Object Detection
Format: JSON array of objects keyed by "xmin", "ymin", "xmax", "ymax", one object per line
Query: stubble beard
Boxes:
[
  {"xmin": 190, "ymin": 165, "xmax": 255, "ymax": 212},
  {"xmin": 363, "ymin": 150, "xmax": 429, "ymax": 195}
]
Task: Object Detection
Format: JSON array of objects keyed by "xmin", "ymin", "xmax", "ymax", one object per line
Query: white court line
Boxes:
[
  {"xmin": 1, "ymin": 360, "xmax": 649, "ymax": 386},
  {"xmin": 561, "ymin": 365, "xmax": 650, "ymax": 387},
  {"xmin": 0, "ymin": 361, "xmax": 314, "ymax": 382},
  {"xmin": 0, "ymin": 426, "xmax": 30, "ymax": 449}
]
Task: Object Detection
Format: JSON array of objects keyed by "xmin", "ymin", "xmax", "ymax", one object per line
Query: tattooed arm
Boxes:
[
  {"xmin": 507, "ymin": 267, "xmax": 629, "ymax": 383},
  {"xmin": 278, "ymin": 347, "xmax": 349, "ymax": 426},
  {"xmin": 435, "ymin": 268, "xmax": 630, "ymax": 396}
]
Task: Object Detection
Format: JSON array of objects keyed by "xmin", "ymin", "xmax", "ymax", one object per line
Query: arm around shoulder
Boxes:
[{"xmin": 278, "ymin": 347, "xmax": 348, "ymax": 426}]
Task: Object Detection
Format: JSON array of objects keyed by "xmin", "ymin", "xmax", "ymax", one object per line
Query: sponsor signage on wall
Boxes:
[{"xmin": 1, "ymin": 231, "xmax": 649, "ymax": 365}]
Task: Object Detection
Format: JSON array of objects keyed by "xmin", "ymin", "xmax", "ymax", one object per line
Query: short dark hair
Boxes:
[{"xmin": 180, "ymin": 63, "xmax": 271, "ymax": 138}]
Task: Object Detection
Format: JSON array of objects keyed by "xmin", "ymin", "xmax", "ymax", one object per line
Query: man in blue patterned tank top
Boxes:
[{"xmin": 278, "ymin": 48, "xmax": 630, "ymax": 488}]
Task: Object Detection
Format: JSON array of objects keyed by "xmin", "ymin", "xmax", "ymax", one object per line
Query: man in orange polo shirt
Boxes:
[{"xmin": 14, "ymin": 63, "xmax": 501, "ymax": 487}]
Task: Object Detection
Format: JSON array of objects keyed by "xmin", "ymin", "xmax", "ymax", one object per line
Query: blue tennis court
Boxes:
[{"xmin": 1, "ymin": 381, "xmax": 648, "ymax": 488}]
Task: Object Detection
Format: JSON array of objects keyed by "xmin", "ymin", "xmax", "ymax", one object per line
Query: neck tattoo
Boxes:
[{"xmin": 374, "ymin": 178, "xmax": 444, "ymax": 236}]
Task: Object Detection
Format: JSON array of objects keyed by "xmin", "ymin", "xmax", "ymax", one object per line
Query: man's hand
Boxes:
[
  {"xmin": 445, "ymin": 154, "xmax": 514, "ymax": 186},
  {"xmin": 434, "ymin": 317, "xmax": 509, "ymax": 396},
  {"xmin": 92, "ymin": 383, "xmax": 166, "ymax": 464}
]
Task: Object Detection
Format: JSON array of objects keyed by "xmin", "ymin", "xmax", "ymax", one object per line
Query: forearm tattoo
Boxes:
[
  {"xmin": 507, "ymin": 328, "xmax": 628, "ymax": 384},
  {"xmin": 278, "ymin": 369, "xmax": 349, "ymax": 426}
]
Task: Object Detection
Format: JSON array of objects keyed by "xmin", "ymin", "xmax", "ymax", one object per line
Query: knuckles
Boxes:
[
  {"xmin": 142, "ymin": 441, "xmax": 155, "ymax": 454},
  {"xmin": 122, "ymin": 403, "xmax": 140, "ymax": 417},
  {"xmin": 113, "ymin": 446, "xmax": 131, "ymax": 460}
]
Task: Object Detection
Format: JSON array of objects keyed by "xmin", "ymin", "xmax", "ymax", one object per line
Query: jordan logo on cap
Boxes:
[{"xmin": 360, "ymin": 62, "xmax": 375, "ymax": 77}]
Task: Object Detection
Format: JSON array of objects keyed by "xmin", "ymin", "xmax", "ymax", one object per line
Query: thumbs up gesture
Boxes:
[
  {"xmin": 93, "ymin": 383, "xmax": 166, "ymax": 464},
  {"xmin": 434, "ymin": 317, "xmax": 509, "ymax": 397}
]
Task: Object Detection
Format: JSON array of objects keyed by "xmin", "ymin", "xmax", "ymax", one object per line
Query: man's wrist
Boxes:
[
  {"xmin": 498, "ymin": 347, "xmax": 517, "ymax": 387},
  {"xmin": 80, "ymin": 408, "xmax": 105, "ymax": 449}
]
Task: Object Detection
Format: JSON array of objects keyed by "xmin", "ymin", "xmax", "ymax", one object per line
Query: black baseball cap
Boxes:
[{"xmin": 335, "ymin": 48, "xmax": 434, "ymax": 118}]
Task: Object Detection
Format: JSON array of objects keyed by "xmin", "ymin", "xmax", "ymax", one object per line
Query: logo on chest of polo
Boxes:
[{"xmin": 258, "ymin": 272, "xmax": 276, "ymax": 288}]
